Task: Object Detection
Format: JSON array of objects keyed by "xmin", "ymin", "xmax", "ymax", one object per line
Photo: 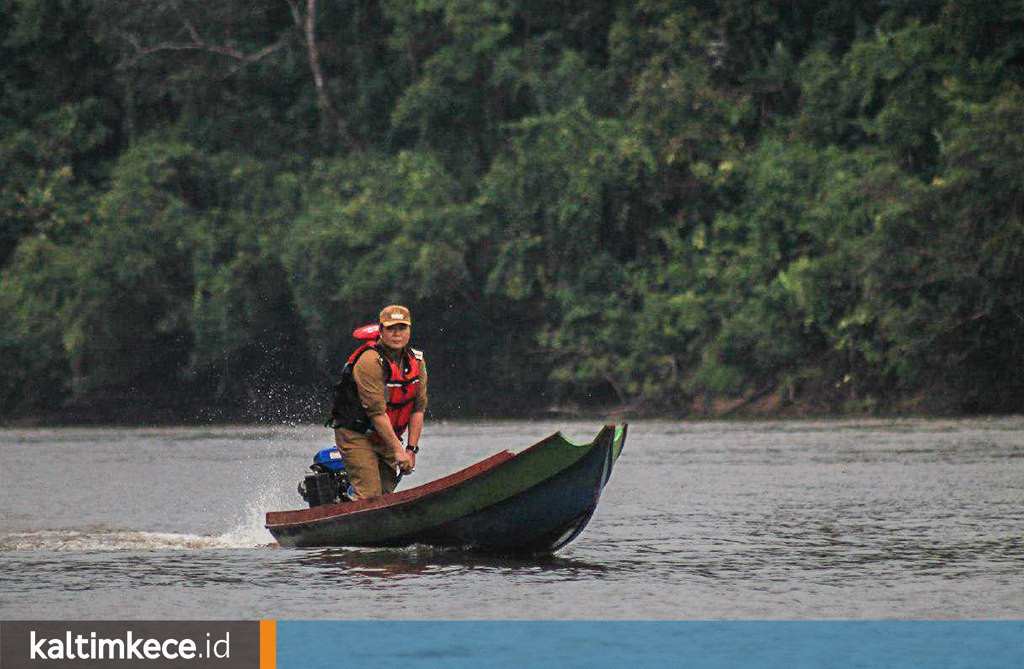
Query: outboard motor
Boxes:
[{"xmin": 298, "ymin": 448, "xmax": 354, "ymax": 507}]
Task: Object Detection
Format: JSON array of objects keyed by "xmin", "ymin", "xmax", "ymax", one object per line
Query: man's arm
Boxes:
[
  {"xmin": 404, "ymin": 411, "xmax": 424, "ymax": 469},
  {"xmin": 405, "ymin": 357, "xmax": 427, "ymax": 469}
]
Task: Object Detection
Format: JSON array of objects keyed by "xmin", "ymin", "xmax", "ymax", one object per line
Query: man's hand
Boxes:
[{"xmin": 394, "ymin": 447, "xmax": 414, "ymax": 474}]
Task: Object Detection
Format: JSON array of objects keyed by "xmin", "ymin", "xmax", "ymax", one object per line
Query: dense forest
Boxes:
[{"xmin": 1, "ymin": 0, "xmax": 1022, "ymax": 423}]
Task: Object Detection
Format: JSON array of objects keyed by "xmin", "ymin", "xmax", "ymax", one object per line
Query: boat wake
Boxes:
[
  {"xmin": 0, "ymin": 454, "xmax": 297, "ymax": 552},
  {"xmin": 0, "ymin": 529, "xmax": 270, "ymax": 551},
  {"xmin": 1, "ymin": 488, "xmax": 283, "ymax": 551}
]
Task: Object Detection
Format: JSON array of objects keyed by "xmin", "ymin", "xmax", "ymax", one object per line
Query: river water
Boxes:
[{"xmin": 1, "ymin": 419, "xmax": 1021, "ymax": 619}]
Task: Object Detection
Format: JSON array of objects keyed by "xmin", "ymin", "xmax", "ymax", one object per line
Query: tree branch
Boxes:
[
  {"xmin": 301, "ymin": 0, "xmax": 359, "ymax": 150},
  {"xmin": 120, "ymin": 0, "xmax": 360, "ymax": 149},
  {"xmin": 284, "ymin": 0, "xmax": 302, "ymax": 26},
  {"xmin": 125, "ymin": 29, "xmax": 286, "ymax": 69}
]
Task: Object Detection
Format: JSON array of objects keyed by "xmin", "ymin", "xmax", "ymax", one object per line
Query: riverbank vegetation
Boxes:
[{"xmin": 2, "ymin": 0, "xmax": 1022, "ymax": 422}]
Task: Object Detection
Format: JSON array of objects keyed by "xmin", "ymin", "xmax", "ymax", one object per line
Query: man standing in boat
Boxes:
[{"xmin": 326, "ymin": 304, "xmax": 427, "ymax": 500}]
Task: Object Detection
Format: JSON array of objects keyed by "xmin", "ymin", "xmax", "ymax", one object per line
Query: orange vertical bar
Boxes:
[{"xmin": 260, "ymin": 620, "xmax": 276, "ymax": 669}]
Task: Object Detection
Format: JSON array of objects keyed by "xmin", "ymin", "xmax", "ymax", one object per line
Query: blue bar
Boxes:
[{"xmin": 277, "ymin": 621, "xmax": 1022, "ymax": 669}]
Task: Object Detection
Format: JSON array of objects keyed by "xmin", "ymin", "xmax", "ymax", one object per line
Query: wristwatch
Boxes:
[{"xmin": 406, "ymin": 444, "xmax": 419, "ymax": 454}]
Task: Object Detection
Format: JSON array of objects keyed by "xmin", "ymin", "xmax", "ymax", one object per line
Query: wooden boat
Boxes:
[{"xmin": 265, "ymin": 424, "xmax": 626, "ymax": 554}]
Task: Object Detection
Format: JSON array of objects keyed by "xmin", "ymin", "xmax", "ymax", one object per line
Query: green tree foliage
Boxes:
[
  {"xmin": 1, "ymin": 0, "xmax": 1021, "ymax": 421},
  {"xmin": 283, "ymin": 150, "xmax": 467, "ymax": 358},
  {"xmin": 865, "ymin": 85, "xmax": 1024, "ymax": 410},
  {"xmin": 479, "ymin": 102, "xmax": 658, "ymax": 406},
  {"xmin": 0, "ymin": 234, "xmax": 79, "ymax": 415}
]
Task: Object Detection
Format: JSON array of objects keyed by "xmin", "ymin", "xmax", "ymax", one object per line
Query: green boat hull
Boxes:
[{"xmin": 265, "ymin": 424, "xmax": 626, "ymax": 554}]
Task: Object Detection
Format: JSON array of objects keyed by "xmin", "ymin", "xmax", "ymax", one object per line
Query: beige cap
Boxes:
[{"xmin": 379, "ymin": 304, "xmax": 412, "ymax": 326}]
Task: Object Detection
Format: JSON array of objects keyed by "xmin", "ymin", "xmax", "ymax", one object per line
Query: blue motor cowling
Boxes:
[
  {"xmin": 312, "ymin": 447, "xmax": 347, "ymax": 473},
  {"xmin": 297, "ymin": 448, "xmax": 353, "ymax": 507}
]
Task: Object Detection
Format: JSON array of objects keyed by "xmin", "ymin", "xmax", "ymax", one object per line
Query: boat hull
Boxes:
[{"xmin": 265, "ymin": 424, "xmax": 626, "ymax": 554}]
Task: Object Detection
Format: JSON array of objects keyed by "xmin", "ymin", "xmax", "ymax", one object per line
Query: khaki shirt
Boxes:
[{"xmin": 351, "ymin": 346, "xmax": 428, "ymax": 418}]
